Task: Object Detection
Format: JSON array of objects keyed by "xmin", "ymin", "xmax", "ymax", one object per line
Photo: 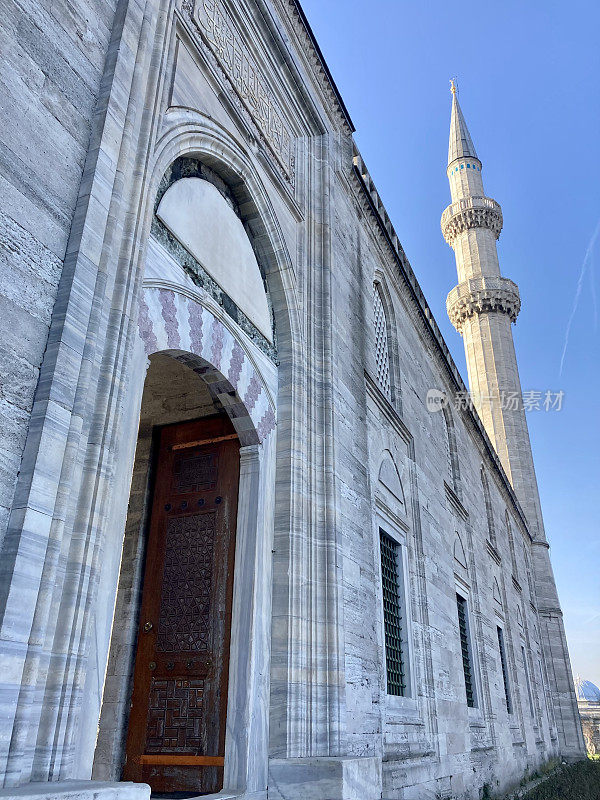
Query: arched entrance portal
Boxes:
[
  {"xmin": 93, "ymin": 247, "xmax": 277, "ymax": 795},
  {"xmin": 92, "ymin": 156, "xmax": 280, "ymax": 796}
]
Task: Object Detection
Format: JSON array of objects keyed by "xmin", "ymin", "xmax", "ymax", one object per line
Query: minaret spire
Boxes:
[
  {"xmin": 448, "ymin": 83, "xmax": 478, "ymax": 165},
  {"xmin": 441, "ymin": 88, "xmax": 584, "ymax": 759}
]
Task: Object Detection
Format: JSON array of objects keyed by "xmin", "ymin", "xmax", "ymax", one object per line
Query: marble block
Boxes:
[{"xmin": 268, "ymin": 757, "xmax": 382, "ymax": 800}]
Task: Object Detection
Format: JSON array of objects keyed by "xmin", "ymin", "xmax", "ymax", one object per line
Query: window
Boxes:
[
  {"xmin": 506, "ymin": 510, "xmax": 518, "ymax": 576},
  {"xmin": 522, "ymin": 645, "xmax": 534, "ymax": 717},
  {"xmin": 442, "ymin": 406, "xmax": 460, "ymax": 490},
  {"xmin": 443, "ymin": 416, "xmax": 452, "ymax": 478},
  {"xmin": 481, "ymin": 468, "xmax": 496, "ymax": 547},
  {"xmin": 456, "ymin": 593, "xmax": 476, "ymax": 707},
  {"xmin": 373, "ymin": 283, "xmax": 391, "ymax": 399},
  {"xmin": 497, "ymin": 626, "xmax": 512, "ymax": 714},
  {"xmin": 524, "ymin": 545, "xmax": 535, "ymax": 600},
  {"xmin": 380, "ymin": 530, "xmax": 407, "ymax": 696}
]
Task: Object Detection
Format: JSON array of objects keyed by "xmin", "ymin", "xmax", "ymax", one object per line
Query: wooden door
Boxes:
[{"xmin": 124, "ymin": 416, "xmax": 239, "ymax": 794}]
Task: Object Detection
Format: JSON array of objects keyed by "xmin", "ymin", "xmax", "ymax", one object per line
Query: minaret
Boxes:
[{"xmin": 442, "ymin": 83, "xmax": 584, "ymax": 758}]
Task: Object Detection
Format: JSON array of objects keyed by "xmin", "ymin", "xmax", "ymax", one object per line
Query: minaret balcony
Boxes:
[
  {"xmin": 441, "ymin": 196, "xmax": 503, "ymax": 245},
  {"xmin": 447, "ymin": 276, "xmax": 520, "ymax": 332}
]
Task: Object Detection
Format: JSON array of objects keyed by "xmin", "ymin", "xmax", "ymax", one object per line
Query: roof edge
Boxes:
[{"xmin": 290, "ymin": 0, "xmax": 356, "ymax": 132}]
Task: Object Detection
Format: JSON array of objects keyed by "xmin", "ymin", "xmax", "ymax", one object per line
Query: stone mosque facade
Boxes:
[{"xmin": 0, "ymin": 1, "xmax": 585, "ymax": 799}]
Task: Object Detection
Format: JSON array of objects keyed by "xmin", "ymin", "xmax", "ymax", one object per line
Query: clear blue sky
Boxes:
[{"xmin": 300, "ymin": 0, "xmax": 600, "ymax": 684}]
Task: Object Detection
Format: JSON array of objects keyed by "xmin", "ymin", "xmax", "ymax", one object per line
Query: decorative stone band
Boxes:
[
  {"xmin": 137, "ymin": 286, "xmax": 276, "ymax": 445},
  {"xmin": 447, "ymin": 276, "xmax": 521, "ymax": 332},
  {"xmin": 441, "ymin": 196, "xmax": 503, "ymax": 245}
]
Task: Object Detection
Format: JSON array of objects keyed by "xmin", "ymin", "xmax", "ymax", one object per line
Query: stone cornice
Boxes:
[
  {"xmin": 268, "ymin": 0, "xmax": 355, "ymax": 133},
  {"xmin": 444, "ymin": 481, "xmax": 468, "ymax": 520},
  {"xmin": 447, "ymin": 276, "xmax": 521, "ymax": 332},
  {"xmin": 365, "ymin": 370, "xmax": 413, "ymax": 448},
  {"xmin": 441, "ymin": 196, "xmax": 503, "ymax": 245},
  {"xmin": 486, "ymin": 539, "xmax": 502, "ymax": 565}
]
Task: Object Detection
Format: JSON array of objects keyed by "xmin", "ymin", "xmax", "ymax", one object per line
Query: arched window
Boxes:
[
  {"xmin": 523, "ymin": 545, "xmax": 536, "ymax": 601},
  {"xmin": 442, "ymin": 406, "xmax": 460, "ymax": 491},
  {"xmin": 373, "ymin": 283, "xmax": 391, "ymax": 399},
  {"xmin": 505, "ymin": 510, "xmax": 518, "ymax": 576},
  {"xmin": 481, "ymin": 468, "xmax": 496, "ymax": 547}
]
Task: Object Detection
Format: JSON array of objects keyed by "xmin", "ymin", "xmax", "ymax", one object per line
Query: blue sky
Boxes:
[{"xmin": 300, "ymin": 0, "xmax": 600, "ymax": 684}]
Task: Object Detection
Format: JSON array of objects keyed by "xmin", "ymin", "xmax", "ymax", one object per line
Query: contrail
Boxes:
[
  {"xmin": 559, "ymin": 216, "xmax": 600, "ymax": 376},
  {"xmin": 590, "ymin": 248, "xmax": 598, "ymax": 331}
]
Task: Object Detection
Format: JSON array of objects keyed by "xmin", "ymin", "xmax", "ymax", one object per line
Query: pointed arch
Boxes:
[
  {"xmin": 155, "ymin": 175, "xmax": 272, "ymax": 342},
  {"xmin": 378, "ymin": 451, "xmax": 406, "ymax": 508},
  {"xmin": 493, "ymin": 577, "xmax": 503, "ymax": 606},
  {"xmin": 137, "ymin": 287, "xmax": 275, "ymax": 445},
  {"xmin": 481, "ymin": 467, "xmax": 496, "ymax": 547},
  {"xmin": 516, "ymin": 604, "xmax": 524, "ymax": 630},
  {"xmin": 453, "ymin": 532, "xmax": 467, "ymax": 569}
]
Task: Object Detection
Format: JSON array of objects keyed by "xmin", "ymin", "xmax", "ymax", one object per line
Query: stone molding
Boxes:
[
  {"xmin": 0, "ymin": 782, "xmax": 150, "ymax": 800},
  {"xmin": 447, "ymin": 276, "xmax": 521, "ymax": 332},
  {"xmin": 441, "ymin": 195, "xmax": 503, "ymax": 245}
]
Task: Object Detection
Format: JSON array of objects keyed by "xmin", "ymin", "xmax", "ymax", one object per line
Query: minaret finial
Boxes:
[{"xmin": 447, "ymin": 83, "xmax": 478, "ymax": 166}]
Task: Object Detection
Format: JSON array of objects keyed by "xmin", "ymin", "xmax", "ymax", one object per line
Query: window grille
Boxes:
[
  {"xmin": 524, "ymin": 546, "xmax": 535, "ymax": 600},
  {"xmin": 456, "ymin": 594, "xmax": 475, "ymax": 707},
  {"xmin": 443, "ymin": 414, "xmax": 453, "ymax": 480},
  {"xmin": 522, "ymin": 645, "xmax": 534, "ymax": 717},
  {"xmin": 380, "ymin": 531, "xmax": 406, "ymax": 696},
  {"xmin": 506, "ymin": 511, "xmax": 518, "ymax": 576},
  {"xmin": 443, "ymin": 407, "xmax": 460, "ymax": 489},
  {"xmin": 497, "ymin": 626, "xmax": 512, "ymax": 713},
  {"xmin": 373, "ymin": 285, "xmax": 391, "ymax": 398},
  {"xmin": 481, "ymin": 469, "xmax": 496, "ymax": 546}
]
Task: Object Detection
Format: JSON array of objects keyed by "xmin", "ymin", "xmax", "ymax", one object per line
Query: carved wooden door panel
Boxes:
[{"xmin": 124, "ymin": 416, "xmax": 239, "ymax": 794}]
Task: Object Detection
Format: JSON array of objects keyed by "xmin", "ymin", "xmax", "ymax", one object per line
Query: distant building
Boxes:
[{"xmin": 575, "ymin": 677, "xmax": 600, "ymax": 754}]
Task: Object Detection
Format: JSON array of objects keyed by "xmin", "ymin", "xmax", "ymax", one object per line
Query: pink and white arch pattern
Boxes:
[{"xmin": 137, "ymin": 287, "xmax": 276, "ymax": 444}]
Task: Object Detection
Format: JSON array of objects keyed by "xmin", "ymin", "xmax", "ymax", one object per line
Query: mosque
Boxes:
[{"xmin": 574, "ymin": 677, "xmax": 600, "ymax": 755}]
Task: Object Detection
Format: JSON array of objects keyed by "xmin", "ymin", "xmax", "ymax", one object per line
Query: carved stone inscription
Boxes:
[{"xmin": 190, "ymin": 0, "xmax": 294, "ymax": 182}]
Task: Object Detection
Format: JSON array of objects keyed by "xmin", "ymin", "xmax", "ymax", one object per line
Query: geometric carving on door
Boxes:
[
  {"xmin": 156, "ymin": 513, "xmax": 216, "ymax": 653},
  {"xmin": 173, "ymin": 452, "xmax": 218, "ymax": 493},
  {"xmin": 145, "ymin": 678, "xmax": 205, "ymax": 753}
]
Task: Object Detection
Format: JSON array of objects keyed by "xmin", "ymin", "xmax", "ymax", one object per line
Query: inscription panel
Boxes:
[
  {"xmin": 173, "ymin": 452, "xmax": 218, "ymax": 493},
  {"xmin": 185, "ymin": 0, "xmax": 295, "ymax": 183}
]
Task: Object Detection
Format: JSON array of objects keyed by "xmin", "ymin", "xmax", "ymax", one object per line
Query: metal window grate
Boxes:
[
  {"xmin": 380, "ymin": 531, "xmax": 406, "ymax": 696},
  {"xmin": 373, "ymin": 285, "xmax": 391, "ymax": 398},
  {"xmin": 481, "ymin": 469, "xmax": 496, "ymax": 546},
  {"xmin": 442, "ymin": 411, "xmax": 453, "ymax": 482},
  {"xmin": 456, "ymin": 594, "xmax": 475, "ymax": 707},
  {"xmin": 497, "ymin": 626, "xmax": 512, "ymax": 714}
]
